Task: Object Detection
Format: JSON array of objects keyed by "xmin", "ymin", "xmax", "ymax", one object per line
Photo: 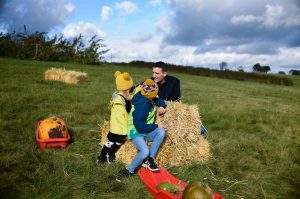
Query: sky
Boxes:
[{"xmin": 1, "ymin": 0, "xmax": 300, "ymax": 73}]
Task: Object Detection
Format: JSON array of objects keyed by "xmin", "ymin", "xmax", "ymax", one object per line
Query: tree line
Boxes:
[
  {"xmin": 219, "ymin": 61, "xmax": 299, "ymax": 75},
  {"xmin": 114, "ymin": 61, "xmax": 294, "ymax": 86},
  {"xmin": 0, "ymin": 27, "xmax": 109, "ymax": 65}
]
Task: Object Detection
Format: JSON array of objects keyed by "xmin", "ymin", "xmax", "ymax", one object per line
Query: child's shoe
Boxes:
[
  {"xmin": 142, "ymin": 157, "xmax": 159, "ymax": 171},
  {"xmin": 96, "ymin": 153, "xmax": 115, "ymax": 164},
  {"xmin": 107, "ymin": 153, "xmax": 116, "ymax": 163},
  {"xmin": 96, "ymin": 156, "xmax": 106, "ymax": 164},
  {"xmin": 116, "ymin": 169, "xmax": 133, "ymax": 182}
]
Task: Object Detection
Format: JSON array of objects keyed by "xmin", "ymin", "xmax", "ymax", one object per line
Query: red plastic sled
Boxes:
[
  {"xmin": 35, "ymin": 121, "xmax": 71, "ymax": 149},
  {"xmin": 138, "ymin": 168, "xmax": 224, "ymax": 199}
]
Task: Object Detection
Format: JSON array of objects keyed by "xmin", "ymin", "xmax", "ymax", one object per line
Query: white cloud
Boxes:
[
  {"xmin": 65, "ymin": 2, "xmax": 75, "ymax": 13},
  {"xmin": 131, "ymin": 32, "xmax": 153, "ymax": 42},
  {"xmin": 262, "ymin": 4, "xmax": 300, "ymax": 29},
  {"xmin": 149, "ymin": 0, "xmax": 162, "ymax": 7},
  {"xmin": 104, "ymin": 34, "xmax": 165, "ymax": 63},
  {"xmin": 115, "ymin": 1, "xmax": 138, "ymax": 15},
  {"xmin": 262, "ymin": 4, "xmax": 285, "ymax": 29},
  {"xmin": 0, "ymin": 0, "xmax": 75, "ymax": 32},
  {"xmin": 275, "ymin": 47, "xmax": 300, "ymax": 65},
  {"xmin": 155, "ymin": 11, "xmax": 172, "ymax": 35},
  {"xmin": 0, "ymin": 23, "xmax": 8, "ymax": 34},
  {"xmin": 62, "ymin": 22, "xmax": 105, "ymax": 39},
  {"xmin": 101, "ymin": 6, "xmax": 113, "ymax": 21},
  {"xmin": 158, "ymin": 0, "xmax": 300, "ymax": 57},
  {"xmin": 231, "ymin": 3, "xmax": 300, "ymax": 29},
  {"xmin": 66, "ymin": 0, "xmax": 300, "ymax": 72},
  {"xmin": 161, "ymin": 47, "xmax": 300, "ymax": 72},
  {"xmin": 284, "ymin": 15, "xmax": 300, "ymax": 27},
  {"xmin": 230, "ymin": 15, "xmax": 263, "ymax": 25}
]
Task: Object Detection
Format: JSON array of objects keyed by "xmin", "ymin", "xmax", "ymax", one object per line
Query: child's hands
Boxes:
[
  {"xmin": 157, "ymin": 107, "xmax": 166, "ymax": 115},
  {"xmin": 158, "ymin": 123, "xmax": 166, "ymax": 129}
]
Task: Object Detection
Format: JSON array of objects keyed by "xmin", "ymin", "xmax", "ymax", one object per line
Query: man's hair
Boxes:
[{"xmin": 154, "ymin": 61, "xmax": 168, "ymax": 72}]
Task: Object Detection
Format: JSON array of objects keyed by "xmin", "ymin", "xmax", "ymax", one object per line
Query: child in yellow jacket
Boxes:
[{"xmin": 96, "ymin": 71, "xmax": 133, "ymax": 164}]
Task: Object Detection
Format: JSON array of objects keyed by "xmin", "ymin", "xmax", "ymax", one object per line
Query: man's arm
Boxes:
[
  {"xmin": 153, "ymin": 97, "xmax": 166, "ymax": 107},
  {"xmin": 170, "ymin": 78, "xmax": 181, "ymax": 101}
]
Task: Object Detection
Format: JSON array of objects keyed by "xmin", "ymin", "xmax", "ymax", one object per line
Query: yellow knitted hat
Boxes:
[
  {"xmin": 114, "ymin": 71, "xmax": 133, "ymax": 91},
  {"xmin": 141, "ymin": 79, "xmax": 159, "ymax": 99}
]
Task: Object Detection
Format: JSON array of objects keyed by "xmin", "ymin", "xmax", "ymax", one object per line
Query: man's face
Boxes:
[{"xmin": 152, "ymin": 67, "xmax": 167, "ymax": 83}]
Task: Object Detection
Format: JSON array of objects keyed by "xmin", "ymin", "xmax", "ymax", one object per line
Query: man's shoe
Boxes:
[
  {"xmin": 142, "ymin": 157, "xmax": 159, "ymax": 171},
  {"xmin": 200, "ymin": 124, "xmax": 208, "ymax": 139},
  {"xmin": 116, "ymin": 169, "xmax": 133, "ymax": 182}
]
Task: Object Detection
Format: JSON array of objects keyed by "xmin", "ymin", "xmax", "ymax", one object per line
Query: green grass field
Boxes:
[{"xmin": 1, "ymin": 57, "xmax": 299, "ymax": 199}]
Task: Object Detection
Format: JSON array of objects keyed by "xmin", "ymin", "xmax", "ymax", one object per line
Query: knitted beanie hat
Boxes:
[
  {"xmin": 114, "ymin": 71, "xmax": 133, "ymax": 91},
  {"xmin": 141, "ymin": 79, "xmax": 159, "ymax": 99}
]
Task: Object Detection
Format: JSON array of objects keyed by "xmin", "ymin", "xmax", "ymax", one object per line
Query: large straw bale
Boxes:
[
  {"xmin": 45, "ymin": 68, "xmax": 64, "ymax": 80},
  {"xmin": 44, "ymin": 68, "xmax": 87, "ymax": 84},
  {"xmin": 100, "ymin": 101, "xmax": 210, "ymax": 166}
]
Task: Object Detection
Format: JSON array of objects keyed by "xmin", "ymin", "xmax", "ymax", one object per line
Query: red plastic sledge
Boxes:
[
  {"xmin": 138, "ymin": 168, "xmax": 224, "ymax": 199},
  {"xmin": 35, "ymin": 121, "xmax": 71, "ymax": 149}
]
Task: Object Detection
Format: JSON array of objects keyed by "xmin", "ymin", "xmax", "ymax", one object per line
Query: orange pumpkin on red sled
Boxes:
[{"xmin": 36, "ymin": 116, "xmax": 70, "ymax": 149}]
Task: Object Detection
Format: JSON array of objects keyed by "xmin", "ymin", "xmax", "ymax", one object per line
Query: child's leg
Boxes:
[
  {"xmin": 127, "ymin": 136, "xmax": 149, "ymax": 173},
  {"xmin": 108, "ymin": 141, "xmax": 124, "ymax": 161},
  {"xmin": 97, "ymin": 140, "xmax": 114, "ymax": 163},
  {"xmin": 145, "ymin": 128, "xmax": 165, "ymax": 158},
  {"xmin": 97, "ymin": 132, "xmax": 127, "ymax": 164}
]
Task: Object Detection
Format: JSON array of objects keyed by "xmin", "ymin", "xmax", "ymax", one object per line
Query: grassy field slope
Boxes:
[{"xmin": 0, "ymin": 58, "xmax": 299, "ymax": 199}]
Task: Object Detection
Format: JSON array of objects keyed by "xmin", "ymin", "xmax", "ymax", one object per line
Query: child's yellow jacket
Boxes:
[{"xmin": 110, "ymin": 93, "xmax": 129, "ymax": 136}]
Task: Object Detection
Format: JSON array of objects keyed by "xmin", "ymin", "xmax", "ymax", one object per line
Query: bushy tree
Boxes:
[
  {"xmin": 261, "ymin": 66, "xmax": 271, "ymax": 73},
  {"xmin": 0, "ymin": 32, "xmax": 18, "ymax": 57},
  {"xmin": 78, "ymin": 35, "xmax": 109, "ymax": 65},
  {"xmin": 289, "ymin": 69, "xmax": 300, "ymax": 75},
  {"xmin": 252, "ymin": 63, "xmax": 271, "ymax": 73},
  {"xmin": 278, "ymin": 71, "xmax": 286, "ymax": 75},
  {"xmin": 253, "ymin": 63, "xmax": 261, "ymax": 72},
  {"xmin": 0, "ymin": 28, "xmax": 109, "ymax": 65}
]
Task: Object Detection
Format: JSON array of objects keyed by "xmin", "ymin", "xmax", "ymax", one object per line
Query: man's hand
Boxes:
[{"xmin": 157, "ymin": 107, "xmax": 166, "ymax": 115}]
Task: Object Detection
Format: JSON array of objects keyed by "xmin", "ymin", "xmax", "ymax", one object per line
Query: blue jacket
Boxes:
[{"xmin": 130, "ymin": 92, "xmax": 166, "ymax": 135}]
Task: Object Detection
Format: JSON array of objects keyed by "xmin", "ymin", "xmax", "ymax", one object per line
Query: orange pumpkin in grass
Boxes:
[{"xmin": 38, "ymin": 116, "xmax": 68, "ymax": 139}]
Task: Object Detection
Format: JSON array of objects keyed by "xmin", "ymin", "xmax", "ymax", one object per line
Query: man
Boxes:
[
  {"xmin": 152, "ymin": 61, "xmax": 180, "ymax": 101},
  {"xmin": 152, "ymin": 61, "xmax": 208, "ymax": 139}
]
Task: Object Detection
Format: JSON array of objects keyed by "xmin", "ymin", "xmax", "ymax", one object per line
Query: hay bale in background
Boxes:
[
  {"xmin": 45, "ymin": 67, "xmax": 88, "ymax": 84},
  {"xmin": 100, "ymin": 101, "xmax": 210, "ymax": 166},
  {"xmin": 45, "ymin": 68, "xmax": 64, "ymax": 81}
]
